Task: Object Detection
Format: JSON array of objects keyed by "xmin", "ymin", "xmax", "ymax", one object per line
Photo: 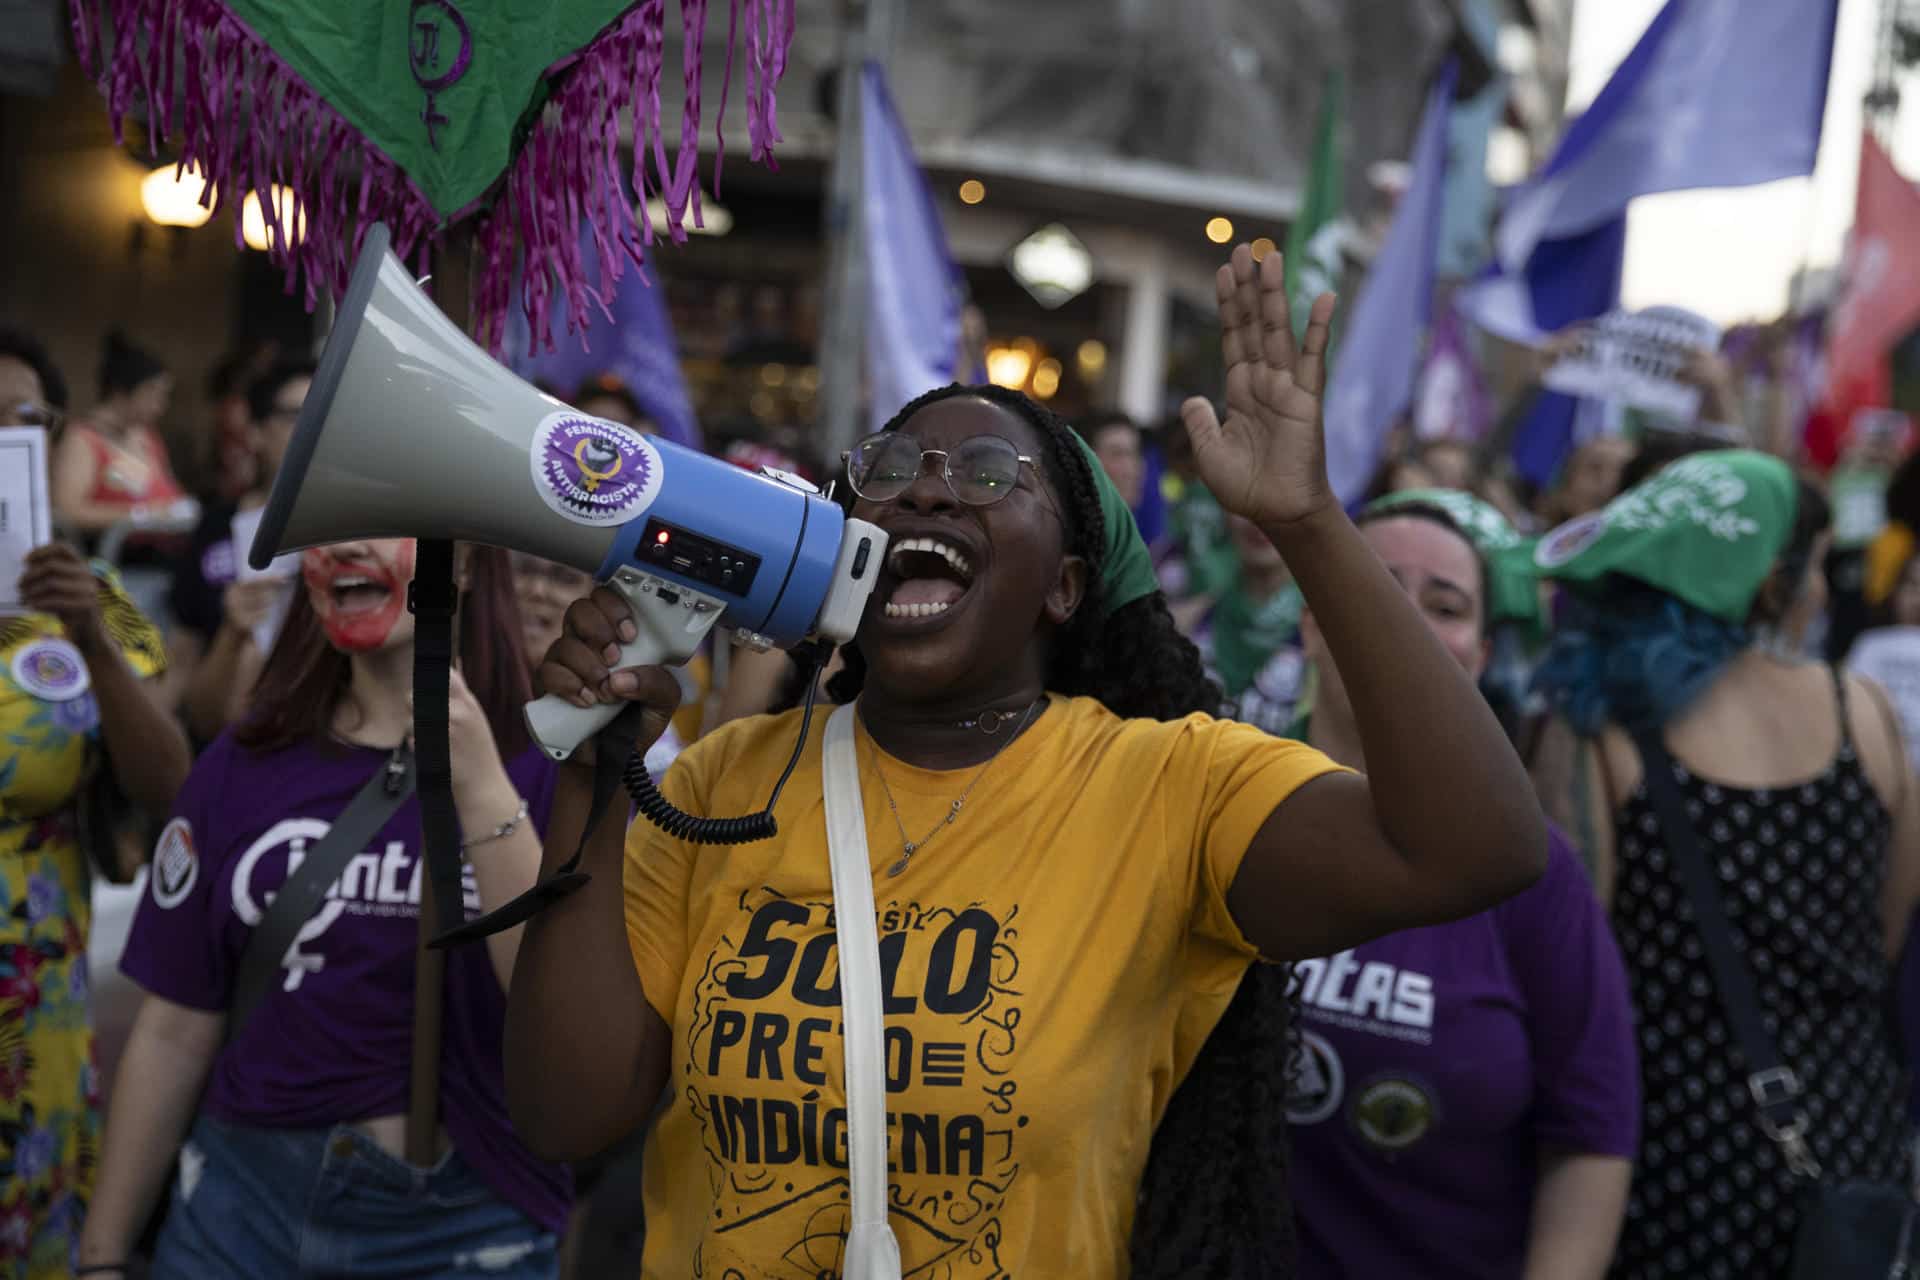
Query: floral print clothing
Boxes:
[{"xmin": 0, "ymin": 568, "xmax": 165, "ymax": 1277}]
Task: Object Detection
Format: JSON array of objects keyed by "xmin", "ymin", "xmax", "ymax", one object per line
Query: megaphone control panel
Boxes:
[
  {"xmin": 637, "ymin": 518, "xmax": 763, "ymax": 595},
  {"xmin": 526, "ymin": 509, "xmax": 887, "ymax": 762}
]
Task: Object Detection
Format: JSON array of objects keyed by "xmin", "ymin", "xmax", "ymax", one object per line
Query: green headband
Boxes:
[
  {"xmin": 1067, "ymin": 432, "xmax": 1160, "ymax": 615},
  {"xmin": 1364, "ymin": 487, "xmax": 1544, "ymax": 632}
]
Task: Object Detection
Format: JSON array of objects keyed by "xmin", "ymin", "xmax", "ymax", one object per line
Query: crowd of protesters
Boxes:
[{"xmin": 2, "ymin": 235, "xmax": 1918, "ymax": 1280}]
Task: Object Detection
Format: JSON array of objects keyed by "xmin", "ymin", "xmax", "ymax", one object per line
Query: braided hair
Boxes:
[{"xmin": 826, "ymin": 383, "xmax": 1298, "ymax": 1278}]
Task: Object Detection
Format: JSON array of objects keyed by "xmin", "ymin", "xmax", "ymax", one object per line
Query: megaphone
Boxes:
[{"xmin": 250, "ymin": 223, "xmax": 887, "ymax": 768}]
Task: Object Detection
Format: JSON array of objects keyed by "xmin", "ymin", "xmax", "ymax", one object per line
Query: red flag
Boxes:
[{"xmin": 1823, "ymin": 134, "xmax": 1920, "ymax": 410}]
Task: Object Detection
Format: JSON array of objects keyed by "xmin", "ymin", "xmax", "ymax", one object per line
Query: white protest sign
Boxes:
[
  {"xmin": 228, "ymin": 504, "xmax": 300, "ymax": 655},
  {"xmin": 0, "ymin": 428, "xmax": 53, "ymax": 615},
  {"xmin": 1542, "ymin": 306, "xmax": 1722, "ymax": 420},
  {"xmin": 229, "ymin": 504, "xmax": 299, "ymax": 582}
]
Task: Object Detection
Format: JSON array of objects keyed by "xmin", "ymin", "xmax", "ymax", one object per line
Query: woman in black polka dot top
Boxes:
[{"xmin": 1530, "ymin": 453, "xmax": 1920, "ymax": 1280}]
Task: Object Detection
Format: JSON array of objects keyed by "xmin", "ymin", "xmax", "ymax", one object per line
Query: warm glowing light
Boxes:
[
  {"xmin": 958, "ymin": 179, "xmax": 986, "ymax": 205},
  {"xmin": 656, "ymin": 529, "xmax": 670, "ymax": 544},
  {"xmin": 761, "ymin": 363, "xmax": 788, "ymax": 387},
  {"xmin": 1205, "ymin": 216, "xmax": 1235, "ymax": 244},
  {"xmin": 641, "ymin": 192, "xmax": 733, "ymax": 237},
  {"xmin": 985, "ymin": 345, "xmax": 1034, "ymax": 389},
  {"xmin": 1007, "ymin": 223, "xmax": 1093, "ymax": 309},
  {"xmin": 1076, "ymin": 339, "xmax": 1107, "ymax": 377},
  {"xmin": 140, "ymin": 164, "xmax": 214, "ymax": 229},
  {"xmin": 242, "ymin": 187, "xmax": 306, "ymax": 252},
  {"xmin": 1250, "ymin": 236, "xmax": 1277, "ymax": 261},
  {"xmin": 1031, "ymin": 358, "xmax": 1062, "ymax": 399}
]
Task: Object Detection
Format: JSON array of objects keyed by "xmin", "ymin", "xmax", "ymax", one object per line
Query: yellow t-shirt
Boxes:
[{"xmin": 624, "ymin": 694, "xmax": 1342, "ymax": 1279}]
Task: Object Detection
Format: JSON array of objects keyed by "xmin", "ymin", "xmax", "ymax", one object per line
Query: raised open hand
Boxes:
[{"xmin": 1179, "ymin": 244, "xmax": 1338, "ymax": 529}]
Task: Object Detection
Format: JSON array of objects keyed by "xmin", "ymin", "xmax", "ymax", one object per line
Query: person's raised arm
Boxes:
[
  {"xmin": 75, "ymin": 994, "xmax": 224, "ymax": 1275},
  {"xmin": 180, "ymin": 580, "xmax": 279, "ymax": 742},
  {"xmin": 502, "ymin": 587, "xmax": 678, "ymax": 1162},
  {"xmin": 19, "ymin": 544, "xmax": 190, "ymax": 825},
  {"xmin": 1187, "ymin": 246, "xmax": 1545, "ymax": 960}
]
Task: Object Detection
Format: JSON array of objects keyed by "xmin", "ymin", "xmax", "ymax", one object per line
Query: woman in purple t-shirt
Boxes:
[
  {"xmin": 76, "ymin": 539, "xmax": 570, "ymax": 1279},
  {"xmin": 1289, "ymin": 501, "xmax": 1639, "ymax": 1279}
]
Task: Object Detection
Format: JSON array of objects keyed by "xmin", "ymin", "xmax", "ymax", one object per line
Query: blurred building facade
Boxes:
[{"xmin": 0, "ymin": 0, "xmax": 1569, "ymax": 476}]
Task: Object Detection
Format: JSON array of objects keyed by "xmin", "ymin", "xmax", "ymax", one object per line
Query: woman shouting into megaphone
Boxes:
[{"xmin": 507, "ymin": 246, "xmax": 1549, "ymax": 1279}]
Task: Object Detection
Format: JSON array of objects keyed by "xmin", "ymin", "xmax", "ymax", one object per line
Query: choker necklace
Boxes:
[
  {"xmin": 955, "ymin": 705, "xmax": 1035, "ymax": 735},
  {"xmin": 871, "ymin": 698, "xmax": 1041, "ymax": 877}
]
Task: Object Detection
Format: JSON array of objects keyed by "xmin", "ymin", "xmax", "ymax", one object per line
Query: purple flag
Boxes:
[
  {"xmin": 505, "ymin": 233, "xmax": 700, "ymax": 449},
  {"xmin": 1323, "ymin": 60, "xmax": 1457, "ymax": 504},
  {"xmin": 1413, "ymin": 300, "xmax": 1493, "ymax": 443},
  {"xmin": 862, "ymin": 61, "xmax": 964, "ymax": 433}
]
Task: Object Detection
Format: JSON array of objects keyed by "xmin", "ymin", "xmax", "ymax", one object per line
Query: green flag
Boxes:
[
  {"xmin": 1284, "ymin": 72, "xmax": 1347, "ymax": 335},
  {"xmin": 72, "ymin": 0, "xmax": 795, "ymax": 352}
]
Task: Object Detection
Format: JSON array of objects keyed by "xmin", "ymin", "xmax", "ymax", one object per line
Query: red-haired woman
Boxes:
[{"xmin": 74, "ymin": 539, "xmax": 570, "ymax": 1279}]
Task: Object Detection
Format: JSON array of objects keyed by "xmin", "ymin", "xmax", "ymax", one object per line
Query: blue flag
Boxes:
[
  {"xmin": 862, "ymin": 61, "xmax": 964, "ymax": 434},
  {"xmin": 504, "ymin": 233, "xmax": 700, "ymax": 449},
  {"xmin": 1497, "ymin": 0, "xmax": 1836, "ymax": 274},
  {"xmin": 1462, "ymin": 0, "xmax": 1837, "ymax": 483},
  {"xmin": 1324, "ymin": 61, "xmax": 1456, "ymax": 506}
]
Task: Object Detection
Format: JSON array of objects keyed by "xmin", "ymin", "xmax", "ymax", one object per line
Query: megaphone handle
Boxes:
[{"xmin": 525, "ymin": 571, "xmax": 725, "ymax": 762}]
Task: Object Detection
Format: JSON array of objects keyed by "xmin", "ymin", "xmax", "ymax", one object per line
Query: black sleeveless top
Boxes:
[{"xmin": 1608, "ymin": 669, "xmax": 1910, "ymax": 1279}]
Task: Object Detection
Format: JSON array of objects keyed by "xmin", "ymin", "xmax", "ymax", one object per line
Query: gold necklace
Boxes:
[{"xmin": 868, "ymin": 699, "xmax": 1041, "ymax": 877}]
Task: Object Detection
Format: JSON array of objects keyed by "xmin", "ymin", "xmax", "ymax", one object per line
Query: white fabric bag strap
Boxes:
[{"xmin": 821, "ymin": 704, "xmax": 904, "ymax": 1280}]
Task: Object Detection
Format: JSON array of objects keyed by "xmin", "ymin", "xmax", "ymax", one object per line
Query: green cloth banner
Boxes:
[{"xmin": 220, "ymin": 0, "xmax": 630, "ymax": 218}]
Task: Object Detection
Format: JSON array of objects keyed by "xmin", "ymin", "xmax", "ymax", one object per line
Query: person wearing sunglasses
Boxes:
[{"xmin": 506, "ymin": 246, "xmax": 1548, "ymax": 1279}]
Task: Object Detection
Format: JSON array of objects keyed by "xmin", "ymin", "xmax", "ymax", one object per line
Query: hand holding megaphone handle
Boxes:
[{"xmin": 525, "ymin": 570, "xmax": 726, "ymax": 762}]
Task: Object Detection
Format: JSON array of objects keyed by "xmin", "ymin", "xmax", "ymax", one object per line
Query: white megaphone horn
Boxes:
[{"xmin": 250, "ymin": 223, "xmax": 887, "ymax": 769}]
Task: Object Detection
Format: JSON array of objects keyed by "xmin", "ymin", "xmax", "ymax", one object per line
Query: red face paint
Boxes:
[{"xmin": 302, "ymin": 540, "xmax": 416, "ymax": 653}]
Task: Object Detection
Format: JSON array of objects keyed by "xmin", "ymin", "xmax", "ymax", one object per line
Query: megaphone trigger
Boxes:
[{"xmin": 524, "ymin": 566, "xmax": 727, "ymax": 761}]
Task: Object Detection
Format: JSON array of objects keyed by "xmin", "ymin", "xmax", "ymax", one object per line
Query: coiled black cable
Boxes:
[
  {"xmin": 622, "ymin": 650, "xmax": 825, "ymax": 844},
  {"xmin": 431, "ymin": 651, "xmax": 830, "ymax": 948}
]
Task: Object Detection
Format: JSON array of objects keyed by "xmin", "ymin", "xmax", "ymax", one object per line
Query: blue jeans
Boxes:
[{"xmin": 150, "ymin": 1115, "xmax": 558, "ymax": 1279}]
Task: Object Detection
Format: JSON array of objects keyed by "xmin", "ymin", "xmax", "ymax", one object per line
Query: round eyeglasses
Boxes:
[{"xmin": 842, "ymin": 432, "xmax": 1038, "ymax": 507}]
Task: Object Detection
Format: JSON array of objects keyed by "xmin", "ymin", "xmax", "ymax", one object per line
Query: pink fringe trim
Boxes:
[{"xmin": 69, "ymin": 0, "xmax": 794, "ymax": 352}]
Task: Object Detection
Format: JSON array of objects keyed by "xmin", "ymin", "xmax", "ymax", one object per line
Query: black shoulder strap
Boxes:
[
  {"xmin": 431, "ymin": 701, "xmax": 644, "ymax": 948},
  {"xmin": 411, "ymin": 538, "xmax": 467, "ymax": 941},
  {"xmin": 226, "ymin": 747, "xmax": 415, "ymax": 1045},
  {"xmin": 1828, "ymin": 662, "xmax": 1857, "ymax": 754},
  {"xmin": 1631, "ymin": 729, "xmax": 1823, "ymax": 1179}
]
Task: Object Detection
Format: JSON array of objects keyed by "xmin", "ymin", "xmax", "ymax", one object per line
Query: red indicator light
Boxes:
[{"xmin": 655, "ymin": 530, "xmax": 670, "ymax": 544}]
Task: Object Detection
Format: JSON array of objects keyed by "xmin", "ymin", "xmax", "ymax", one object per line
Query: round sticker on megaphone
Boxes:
[{"xmin": 530, "ymin": 413, "xmax": 664, "ymax": 527}]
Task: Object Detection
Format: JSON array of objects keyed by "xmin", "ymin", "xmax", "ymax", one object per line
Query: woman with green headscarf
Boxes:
[
  {"xmin": 1192, "ymin": 513, "xmax": 1307, "ymax": 735},
  {"xmin": 1284, "ymin": 496, "xmax": 1638, "ymax": 1280},
  {"xmin": 1529, "ymin": 450, "xmax": 1920, "ymax": 1280},
  {"xmin": 503, "ymin": 248, "xmax": 1548, "ymax": 1278}
]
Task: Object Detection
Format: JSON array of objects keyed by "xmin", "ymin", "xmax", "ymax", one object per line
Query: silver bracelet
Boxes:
[{"xmin": 462, "ymin": 797, "xmax": 530, "ymax": 852}]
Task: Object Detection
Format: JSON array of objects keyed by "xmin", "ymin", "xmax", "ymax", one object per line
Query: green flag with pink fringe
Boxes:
[{"xmin": 68, "ymin": 0, "xmax": 794, "ymax": 347}]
